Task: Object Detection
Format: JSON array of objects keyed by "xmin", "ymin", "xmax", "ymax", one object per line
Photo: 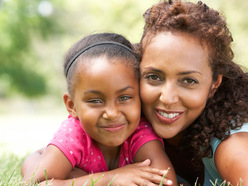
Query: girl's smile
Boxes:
[
  {"xmin": 100, "ymin": 123, "xmax": 126, "ymax": 133},
  {"xmin": 65, "ymin": 56, "xmax": 141, "ymax": 148}
]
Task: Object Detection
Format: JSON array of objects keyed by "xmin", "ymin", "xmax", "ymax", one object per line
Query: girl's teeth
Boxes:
[{"xmin": 158, "ymin": 111, "xmax": 179, "ymax": 118}]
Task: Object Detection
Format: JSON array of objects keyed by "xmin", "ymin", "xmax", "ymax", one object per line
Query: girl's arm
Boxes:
[
  {"xmin": 21, "ymin": 147, "xmax": 44, "ymax": 178},
  {"xmin": 22, "ymin": 147, "xmax": 170, "ymax": 186},
  {"xmin": 22, "ymin": 145, "xmax": 73, "ymax": 184},
  {"xmin": 215, "ymin": 132, "xmax": 248, "ymax": 185},
  {"xmin": 37, "ymin": 159, "xmax": 169, "ymax": 186},
  {"xmin": 134, "ymin": 140, "xmax": 178, "ymax": 186}
]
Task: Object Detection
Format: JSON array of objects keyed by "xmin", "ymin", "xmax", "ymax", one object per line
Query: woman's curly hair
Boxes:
[{"xmin": 141, "ymin": 0, "xmax": 248, "ymax": 161}]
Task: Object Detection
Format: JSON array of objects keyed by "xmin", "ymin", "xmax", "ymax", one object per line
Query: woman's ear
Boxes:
[
  {"xmin": 63, "ymin": 93, "xmax": 78, "ymax": 119},
  {"xmin": 208, "ymin": 75, "xmax": 223, "ymax": 98}
]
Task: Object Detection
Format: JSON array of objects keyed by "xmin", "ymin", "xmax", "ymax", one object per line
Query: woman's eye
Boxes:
[
  {"xmin": 119, "ymin": 96, "xmax": 131, "ymax": 101},
  {"xmin": 182, "ymin": 78, "xmax": 198, "ymax": 85},
  {"xmin": 145, "ymin": 74, "xmax": 161, "ymax": 81}
]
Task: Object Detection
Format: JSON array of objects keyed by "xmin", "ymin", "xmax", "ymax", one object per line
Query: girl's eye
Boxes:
[
  {"xmin": 87, "ymin": 99, "xmax": 103, "ymax": 104},
  {"xmin": 118, "ymin": 96, "xmax": 132, "ymax": 102}
]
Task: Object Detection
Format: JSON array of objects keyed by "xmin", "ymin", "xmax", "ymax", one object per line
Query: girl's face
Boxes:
[
  {"xmin": 140, "ymin": 32, "xmax": 222, "ymax": 139},
  {"xmin": 65, "ymin": 56, "xmax": 140, "ymax": 148}
]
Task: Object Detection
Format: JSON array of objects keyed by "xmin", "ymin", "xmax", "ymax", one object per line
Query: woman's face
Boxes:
[{"xmin": 140, "ymin": 32, "xmax": 221, "ymax": 139}]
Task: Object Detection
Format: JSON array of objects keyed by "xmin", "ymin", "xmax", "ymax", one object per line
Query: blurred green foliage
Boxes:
[
  {"xmin": 0, "ymin": 0, "xmax": 247, "ymax": 98},
  {"xmin": 0, "ymin": 0, "xmax": 65, "ymax": 97}
]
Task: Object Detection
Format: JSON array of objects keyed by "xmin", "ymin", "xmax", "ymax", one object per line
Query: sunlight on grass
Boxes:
[
  {"xmin": 0, "ymin": 153, "xmax": 243, "ymax": 186},
  {"xmin": 0, "ymin": 153, "xmax": 24, "ymax": 186}
]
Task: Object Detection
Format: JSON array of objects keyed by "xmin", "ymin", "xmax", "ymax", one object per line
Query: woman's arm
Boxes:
[
  {"xmin": 134, "ymin": 140, "xmax": 178, "ymax": 186},
  {"xmin": 215, "ymin": 132, "xmax": 248, "ymax": 185}
]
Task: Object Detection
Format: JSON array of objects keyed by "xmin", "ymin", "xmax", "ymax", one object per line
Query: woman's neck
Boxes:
[
  {"xmin": 164, "ymin": 131, "xmax": 185, "ymax": 147},
  {"xmin": 96, "ymin": 143, "xmax": 121, "ymax": 170}
]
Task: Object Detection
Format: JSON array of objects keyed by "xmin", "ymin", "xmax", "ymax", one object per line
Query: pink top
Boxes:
[{"xmin": 48, "ymin": 115, "xmax": 163, "ymax": 174}]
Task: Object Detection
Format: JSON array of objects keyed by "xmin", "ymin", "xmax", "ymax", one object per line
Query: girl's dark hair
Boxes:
[
  {"xmin": 141, "ymin": 0, "xmax": 248, "ymax": 161},
  {"xmin": 64, "ymin": 33, "xmax": 140, "ymax": 95}
]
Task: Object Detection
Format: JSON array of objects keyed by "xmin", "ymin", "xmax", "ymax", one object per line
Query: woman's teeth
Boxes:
[{"xmin": 158, "ymin": 111, "xmax": 180, "ymax": 118}]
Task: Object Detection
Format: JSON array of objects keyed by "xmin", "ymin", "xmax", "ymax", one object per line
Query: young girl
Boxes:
[{"xmin": 21, "ymin": 33, "xmax": 177, "ymax": 185}]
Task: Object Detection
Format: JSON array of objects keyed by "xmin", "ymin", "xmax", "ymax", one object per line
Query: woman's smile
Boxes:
[
  {"xmin": 155, "ymin": 109, "xmax": 183, "ymax": 124},
  {"xmin": 140, "ymin": 32, "xmax": 216, "ymax": 139}
]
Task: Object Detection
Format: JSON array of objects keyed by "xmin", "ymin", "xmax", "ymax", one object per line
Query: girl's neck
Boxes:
[{"xmin": 96, "ymin": 143, "xmax": 121, "ymax": 170}]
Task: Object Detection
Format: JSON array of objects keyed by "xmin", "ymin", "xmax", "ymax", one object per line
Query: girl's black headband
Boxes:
[{"xmin": 65, "ymin": 41, "xmax": 135, "ymax": 77}]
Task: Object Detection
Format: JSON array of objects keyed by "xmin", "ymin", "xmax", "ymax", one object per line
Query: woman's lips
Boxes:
[{"xmin": 155, "ymin": 109, "xmax": 183, "ymax": 124}]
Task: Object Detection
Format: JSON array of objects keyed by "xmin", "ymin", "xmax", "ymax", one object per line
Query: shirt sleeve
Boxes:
[
  {"xmin": 129, "ymin": 117, "xmax": 164, "ymax": 160},
  {"xmin": 48, "ymin": 115, "xmax": 86, "ymax": 167}
]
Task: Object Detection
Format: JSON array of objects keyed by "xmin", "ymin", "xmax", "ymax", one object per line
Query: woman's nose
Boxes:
[
  {"xmin": 159, "ymin": 82, "xmax": 179, "ymax": 105},
  {"xmin": 102, "ymin": 103, "xmax": 119, "ymax": 120}
]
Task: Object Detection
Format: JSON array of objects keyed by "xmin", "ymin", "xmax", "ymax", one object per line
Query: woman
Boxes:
[{"xmin": 139, "ymin": 0, "xmax": 248, "ymax": 185}]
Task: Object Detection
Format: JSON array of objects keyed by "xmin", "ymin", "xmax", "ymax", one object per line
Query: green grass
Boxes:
[
  {"xmin": 0, "ymin": 153, "xmax": 25, "ymax": 186},
  {"xmin": 0, "ymin": 152, "xmax": 243, "ymax": 186}
]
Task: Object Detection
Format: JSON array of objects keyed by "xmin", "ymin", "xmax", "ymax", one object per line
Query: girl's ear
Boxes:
[
  {"xmin": 208, "ymin": 75, "xmax": 223, "ymax": 98},
  {"xmin": 63, "ymin": 93, "xmax": 78, "ymax": 119}
]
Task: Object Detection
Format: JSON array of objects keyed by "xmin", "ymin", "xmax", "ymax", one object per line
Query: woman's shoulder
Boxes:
[{"xmin": 202, "ymin": 122, "xmax": 248, "ymax": 185}]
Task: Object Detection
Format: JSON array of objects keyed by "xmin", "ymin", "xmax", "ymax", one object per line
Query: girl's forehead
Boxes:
[
  {"xmin": 73, "ymin": 57, "xmax": 139, "ymax": 94},
  {"xmin": 76, "ymin": 56, "xmax": 137, "ymax": 77}
]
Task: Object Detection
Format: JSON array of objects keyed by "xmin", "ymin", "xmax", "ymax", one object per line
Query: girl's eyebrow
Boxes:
[
  {"xmin": 84, "ymin": 90, "xmax": 103, "ymax": 95},
  {"xmin": 84, "ymin": 86, "xmax": 134, "ymax": 95},
  {"xmin": 116, "ymin": 86, "xmax": 134, "ymax": 93}
]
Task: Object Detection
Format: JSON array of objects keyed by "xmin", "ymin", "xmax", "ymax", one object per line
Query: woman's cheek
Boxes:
[
  {"xmin": 140, "ymin": 84, "xmax": 157, "ymax": 104},
  {"xmin": 182, "ymin": 91, "xmax": 208, "ymax": 110}
]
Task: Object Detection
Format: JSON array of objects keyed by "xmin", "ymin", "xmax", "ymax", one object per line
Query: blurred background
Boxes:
[{"xmin": 0, "ymin": 0, "xmax": 248, "ymax": 156}]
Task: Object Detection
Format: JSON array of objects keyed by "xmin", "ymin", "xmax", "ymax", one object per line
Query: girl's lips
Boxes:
[
  {"xmin": 155, "ymin": 109, "xmax": 183, "ymax": 124},
  {"xmin": 101, "ymin": 124, "xmax": 125, "ymax": 133}
]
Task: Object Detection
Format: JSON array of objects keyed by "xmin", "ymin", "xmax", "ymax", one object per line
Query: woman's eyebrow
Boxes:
[
  {"xmin": 142, "ymin": 67, "xmax": 163, "ymax": 73},
  {"xmin": 142, "ymin": 67, "xmax": 202, "ymax": 75},
  {"xmin": 178, "ymin": 71, "xmax": 202, "ymax": 75}
]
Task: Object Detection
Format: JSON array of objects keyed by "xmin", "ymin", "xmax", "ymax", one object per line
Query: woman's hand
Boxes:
[
  {"xmin": 107, "ymin": 159, "xmax": 173, "ymax": 186},
  {"xmin": 37, "ymin": 159, "xmax": 172, "ymax": 186}
]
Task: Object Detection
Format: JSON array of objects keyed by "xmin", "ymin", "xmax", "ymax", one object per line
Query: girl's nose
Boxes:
[
  {"xmin": 102, "ymin": 103, "xmax": 119, "ymax": 120},
  {"xmin": 159, "ymin": 82, "xmax": 179, "ymax": 105}
]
